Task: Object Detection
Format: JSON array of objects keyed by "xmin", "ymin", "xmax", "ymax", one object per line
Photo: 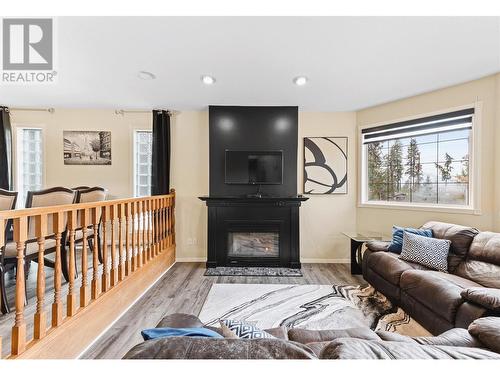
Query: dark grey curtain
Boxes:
[
  {"xmin": 0, "ymin": 107, "xmax": 12, "ymax": 190},
  {"xmin": 151, "ymin": 110, "xmax": 171, "ymax": 195}
]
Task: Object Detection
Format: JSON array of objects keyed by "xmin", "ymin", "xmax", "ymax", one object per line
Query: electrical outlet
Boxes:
[{"xmin": 187, "ymin": 238, "xmax": 198, "ymax": 245}]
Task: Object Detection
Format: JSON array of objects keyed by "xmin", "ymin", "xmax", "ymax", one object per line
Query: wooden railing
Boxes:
[{"xmin": 0, "ymin": 189, "xmax": 176, "ymax": 359}]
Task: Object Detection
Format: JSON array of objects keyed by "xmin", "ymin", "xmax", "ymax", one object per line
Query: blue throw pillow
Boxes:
[
  {"xmin": 141, "ymin": 327, "xmax": 223, "ymax": 341},
  {"xmin": 387, "ymin": 226, "xmax": 433, "ymax": 254}
]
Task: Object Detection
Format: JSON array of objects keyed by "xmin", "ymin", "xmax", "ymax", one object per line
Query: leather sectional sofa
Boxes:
[
  {"xmin": 363, "ymin": 221, "xmax": 500, "ymax": 335},
  {"xmin": 123, "ymin": 313, "xmax": 500, "ymax": 359}
]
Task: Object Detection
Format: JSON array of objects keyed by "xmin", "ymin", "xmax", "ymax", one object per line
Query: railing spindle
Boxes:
[
  {"xmin": 110, "ymin": 204, "xmax": 117, "ymax": 287},
  {"xmin": 142, "ymin": 201, "xmax": 148, "ymax": 264},
  {"xmin": 131, "ymin": 202, "xmax": 137, "ymax": 272},
  {"xmin": 91, "ymin": 207, "xmax": 101, "ymax": 300},
  {"xmin": 101, "ymin": 206, "xmax": 109, "ymax": 292},
  {"xmin": 147, "ymin": 200, "xmax": 152, "ymax": 260},
  {"xmin": 117, "ymin": 203, "xmax": 125, "ymax": 282},
  {"xmin": 67, "ymin": 210, "xmax": 77, "ymax": 317},
  {"xmin": 52, "ymin": 212, "xmax": 64, "ymax": 327},
  {"xmin": 137, "ymin": 201, "xmax": 143, "ymax": 268},
  {"xmin": 34, "ymin": 214, "xmax": 47, "ymax": 339},
  {"xmin": 153, "ymin": 198, "xmax": 159, "ymax": 256},
  {"xmin": 125, "ymin": 202, "xmax": 131, "ymax": 276},
  {"xmin": 11, "ymin": 216, "xmax": 27, "ymax": 355},
  {"xmin": 80, "ymin": 209, "xmax": 90, "ymax": 307}
]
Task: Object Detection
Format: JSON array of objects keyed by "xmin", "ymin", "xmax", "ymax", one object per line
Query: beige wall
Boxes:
[
  {"xmin": 356, "ymin": 74, "xmax": 500, "ymax": 235},
  {"xmin": 10, "ymin": 109, "xmax": 151, "ymax": 200},
  {"xmin": 298, "ymin": 112, "xmax": 357, "ymax": 262}
]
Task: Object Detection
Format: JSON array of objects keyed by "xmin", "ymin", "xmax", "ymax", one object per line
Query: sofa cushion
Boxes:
[
  {"xmin": 468, "ymin": 232, "xmax": 500, "ymax": 266},
  {"xmin": 123, "ymin": 337, "xmax": 317, "ymax": 359},
  {"xmin": 319, "ymin": 337, "xmax": 500, "ymax": 359},
  {"xmin": 399, "ymin": 231, "xmax": 450, "ymax": 272},
  {"xmin": 468, "ymin": 317, "xmax": 500, "ymax": 354},
  {"xmin": 420, "ymin": 221, "xmax": 479, "ymax": 272},
  {"xmin": 454, "ymin": 260, "xmax": 500, "ymax": 288},
  {"xmin": 288, "ymin": 327, "xmax": 380, "ymax": 344},
  {"xmin": 461, "ymin": 287, "xmax": 500, "ymax": 312},
  {"xmin": 366, "ymin": 251, "xmax": 428, "ymax": 286},
  {"xmin": 400, "ymin": 270, "xmax": 481, "ymax": 322}
]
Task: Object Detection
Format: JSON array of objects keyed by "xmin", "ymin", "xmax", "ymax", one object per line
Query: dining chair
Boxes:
[
  {"xmin": 2, "ymin": 187, "xmax": 77, "ymax": 299},
  {"xmin": 73, "ymin": 187, "xmax": 107, "ymax": 264},
  {"xmin": 0, "ymin": 189, "xmax": 18, "ymax": 314}
]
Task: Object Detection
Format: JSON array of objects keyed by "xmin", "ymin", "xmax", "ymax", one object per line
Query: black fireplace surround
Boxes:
[{"xmin": 200, "ymin": 106, "xmax": 307, "ymax": 269}]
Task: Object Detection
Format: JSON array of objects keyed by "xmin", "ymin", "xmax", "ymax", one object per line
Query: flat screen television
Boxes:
[{"xmin": 225, "ymin": 150, "xmax": 283, "ymax": 185}]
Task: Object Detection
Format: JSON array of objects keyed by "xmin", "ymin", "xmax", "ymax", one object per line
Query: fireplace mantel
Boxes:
[{"xmin": 199, "ymin": 196, "xmax": 308, "ymax": 269}]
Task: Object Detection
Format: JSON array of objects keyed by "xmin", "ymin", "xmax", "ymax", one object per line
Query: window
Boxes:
[
  {"xmin": 16, "ymin": 128, "xmax": 43, "ymax": 206},
  {"xmin": 361, "ymin": 108, "xmax": 473, "ymax": 208},
  {"xmin": 134, "ymin": 130, "xmax": 152, "ymax": 197}
]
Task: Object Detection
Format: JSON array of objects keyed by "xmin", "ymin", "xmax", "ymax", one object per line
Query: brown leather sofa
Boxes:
[
  {"xmin": 363, "ymin": 221, "xmax": 500, "ymax": 335},
  {"xmin": 123, "ymin": 313, "xmax": 500, "ymax": 359}
]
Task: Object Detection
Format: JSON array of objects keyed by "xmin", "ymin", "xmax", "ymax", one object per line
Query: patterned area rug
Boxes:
[
  {"xmin": 204, "ymin": 267, "xmax": 302, "ymax": 277},
  {"xmin": 198, "ymin": 284, "xmax": 431, "ymax": 337}
]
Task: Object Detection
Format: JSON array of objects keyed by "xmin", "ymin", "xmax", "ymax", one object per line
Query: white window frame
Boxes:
[
  {"xmin": 133, "ymin": 129, "xmax": 153, "ymax": 197},
  {"xmin": 358, "ymin": 103, "xmax": 481, "ymax": 215},
  {"xmin": 13, "ymin": 126, "xmax": 45, "ymax": 207}
]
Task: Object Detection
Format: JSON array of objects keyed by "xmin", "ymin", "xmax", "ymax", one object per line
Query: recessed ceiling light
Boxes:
[
  {"xmin": 293, "ymin": 76, "xmax": 308, "ymax": 86},
  {"xmin": 201, "ymin": 75, "xmax": 216, "ymax": 85},
  {"xmin": 137, "ymin": 71, "xmax": 156, "ymax": 80}
]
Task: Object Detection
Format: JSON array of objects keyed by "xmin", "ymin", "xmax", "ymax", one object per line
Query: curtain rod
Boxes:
[
  {"xmin": 4, "ymin": 107, "xmax": 55, "ymax": 113},
  {"xmin": 115, "ymin": 109, "xmax": 177, "ymax": 116}
]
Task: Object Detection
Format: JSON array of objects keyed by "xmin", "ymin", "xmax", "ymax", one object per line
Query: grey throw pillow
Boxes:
[{"xmin": 399, "ymin": 231, "xmax": 450, "ymax": 272}]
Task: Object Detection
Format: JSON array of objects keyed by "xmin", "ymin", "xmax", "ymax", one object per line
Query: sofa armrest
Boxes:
[
  {"xmin": 156, "ymin": 313, "xmax": 204, "ymax": 329},
  {"xmin": 461, "ymin": 287, "xmax": 500, "ymax": 312},
  {"xmin": 468, "ymin": 317, "xmax": 500, "ymax": 354},
  {"xmin": 412, "ymin": 328, "xmax": 482, "ymax": 348},
  {"xmin": 366, "ymin": 241, "xmax": 390, "ymax": 252}
]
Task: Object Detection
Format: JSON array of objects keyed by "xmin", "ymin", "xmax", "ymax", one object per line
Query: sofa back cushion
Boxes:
[
  {"xmin": 453, "ymin": 231, "xmax": 500, "ymax": 288},
  {"xmin": 420, "ymin": 221, "xmax": 479, "ymax": 272}
]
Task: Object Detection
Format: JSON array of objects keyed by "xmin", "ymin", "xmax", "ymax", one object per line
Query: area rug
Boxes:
[
  {"xmin": 204, "ymin": 267, "xmax": 302, "ymax": 277},
  {"xmin": 198, "ymin": 284, "xmax": 431, "ymax": 337}
]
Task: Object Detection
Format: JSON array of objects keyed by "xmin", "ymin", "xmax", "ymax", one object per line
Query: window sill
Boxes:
[{"xmin": 358, "ymin": 201, "xmax": 481, "ymax": 215}]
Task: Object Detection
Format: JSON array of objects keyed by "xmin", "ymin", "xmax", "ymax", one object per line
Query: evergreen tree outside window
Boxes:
[{"xmin": 362, "ymin": 109, "xmax": 473, "ymax": 207}]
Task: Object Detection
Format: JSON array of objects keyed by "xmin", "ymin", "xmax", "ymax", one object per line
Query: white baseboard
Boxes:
[
  {"xmin": 176, "ymin": 257, "xmax": 207, "ymax": 262},
  {"xmin": 300, "ymin": 258, "xmax": 350, "ymax": 264}
]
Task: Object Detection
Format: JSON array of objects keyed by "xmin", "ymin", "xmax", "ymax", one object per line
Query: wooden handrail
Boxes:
[{"xmin": 0, "ymin": 189, "xmax": 176, "ymax": 359}]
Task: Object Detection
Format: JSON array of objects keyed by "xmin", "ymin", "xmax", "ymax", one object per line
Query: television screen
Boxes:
[{"xmin": 225, "ymin": 150, "xmax": 283, "ymax": 185}]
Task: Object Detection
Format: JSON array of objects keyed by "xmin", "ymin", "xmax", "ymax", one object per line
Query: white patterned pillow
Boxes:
[
  {"xmin": 400, "ymin": 231, "xmax": 450, "ymax": 272},
  {"xmin": 219, "ymin": 319, "xmax": 274, "ymax": 339}
]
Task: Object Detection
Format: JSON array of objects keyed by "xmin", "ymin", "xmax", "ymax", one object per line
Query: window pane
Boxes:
[
  {"xmin": 417, "ymin": 142, "xmax": 438, "ymax": 163},
  {"xmin": 438, "ymin": 183, "xmax": 468, "ymax": 205},
  {"xmin": 436, "ymin": 161, "xmax": 468, "ymax": 183},
  {"xmin": 438, "ymin": 139, "xmax": 469, "ymax": 162},
  {"xmin": 438, "ymin": 129, "xmax": 470, "ymax": 142},
  {"xmin": 134, "ymin": 131, "xmax": 152, "ymax": 197},
  {"xmin": 368, "ymin": 183, "xmax": 388, "ymax": 201},
  {"xmin": 412, "ymin": 183, "xmax": 437, "ymax": 204},
  {"xmin": 414, "ymin": 133, "xmax": 437, "ymax": 145}
]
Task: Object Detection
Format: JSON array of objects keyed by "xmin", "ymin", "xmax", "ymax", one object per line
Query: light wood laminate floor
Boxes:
[{"xmin": 80, "ymin": 262, "xmax": 364, "ymax": 359}]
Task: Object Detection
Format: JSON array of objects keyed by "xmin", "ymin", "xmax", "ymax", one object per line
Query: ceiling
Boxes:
[{"xmin": 2, "ymin": 17, "xmax": 500, "ymax": 111}]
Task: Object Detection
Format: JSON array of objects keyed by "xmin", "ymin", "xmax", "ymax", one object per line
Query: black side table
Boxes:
[{"xmin": 342, "ymin": 232, "xmax": 390, "ymax": 275}]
